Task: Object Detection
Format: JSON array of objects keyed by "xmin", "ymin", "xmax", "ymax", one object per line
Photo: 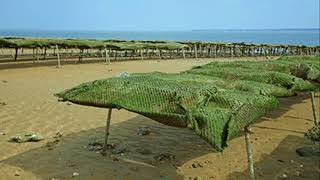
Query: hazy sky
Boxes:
[{"xmin": 1, "ymin": 0, "xmax": 319, "ymax": 31}]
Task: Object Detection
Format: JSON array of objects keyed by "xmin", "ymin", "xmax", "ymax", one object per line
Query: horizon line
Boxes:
[{"xmin": 0, "ymin": 28, "xmax": 319, "ymax": 32}]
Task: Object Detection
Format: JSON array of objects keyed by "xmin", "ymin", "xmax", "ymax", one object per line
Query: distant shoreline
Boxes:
[
  {"xmin": 192, "ymin": 28, "xmax": 320, "ymax": 32},
  {"xmin": 0, "ymin": 29, "xmax": 319, "ymax": 46},
  {"xmin": 0, "ymin": 28, "xmax": 319, "ymax": 32}
]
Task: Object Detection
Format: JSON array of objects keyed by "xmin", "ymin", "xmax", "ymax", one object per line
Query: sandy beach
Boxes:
[{"xmin": 0, "ymin": 58, "xmax": 319, "ymax": 180}]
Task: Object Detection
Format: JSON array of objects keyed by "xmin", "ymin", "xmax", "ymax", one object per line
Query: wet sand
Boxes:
[{"xmin": 0, "ymin": 58, "xmax": 319, "ymax": 180}]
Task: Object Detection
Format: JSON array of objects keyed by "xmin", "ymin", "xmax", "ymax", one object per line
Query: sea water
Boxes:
[{"xmin": 0, "ymin": 29, "xmax": 319, "ymax": 46}]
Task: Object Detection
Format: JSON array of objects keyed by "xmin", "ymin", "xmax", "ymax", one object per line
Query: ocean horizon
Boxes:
[{"xmin": 0, "ymin": 29, "xmax": 319, "ymax": 46}]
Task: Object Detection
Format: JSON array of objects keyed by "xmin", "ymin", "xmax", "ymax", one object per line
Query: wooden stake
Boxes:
[
  {"xmin": 214, "ymin": 46, "xmax": 217, "ymax": 58},
  {"xmin": 43, "ymin": 47, "xmax": 47, "ymax": 60},
  {"xmin": 140, "ymin": 49, "xmax": 144, "ymax": 60},
  {"xmin": 36, "ymin": 48, "xmax": 39, "ymax": 61},
  {"xmin": 65, "ymin": 48, "xmax": 68, "ymax": 60},
  {"xmin": 105, "ymin": 48, "xmax": 110, "ymax": 64},
  {"xmin": 146, "ymin": 49, "xmax": 150, "ymax": 59},
  {"xmin": 207, "ymin": 46, "xmax": 211, "ymax": 57},
  {"xmin": 157, "ymin": 48, "xmax": 161, "ymax": 59},
  {"xmin": 169, "ymin": 50, "xmax": 172, "ymax": 59},
  {"xmin": 115, "ymin": 50, "xmax": 118, "ymax": 61},
  {"xmin": 244, "ymin": 126, "xmax": 255, "ymax": 180},
  {"xmin": 14, "ymin": 48, "xmax": 18, "ymax": 61},
  {"xmin": 230, "ymin": 47, "xmax": 233, "ymax": 58},
  {"xmin": 104, "ymin": 108, "xmax": 113, "ymax": 152},
  {"xmin": 32, "ymin": 48, "xmax": 35, "ymax": 61},
  {"xmin": 100, "ymin": 50, "xmax": 104, "ymax": 60},
  {"xmin": 71, "ymin": 49, "xmax": 74, "ymax": 57},
  {"xmin": 194, "ymin": 44, "xmax": 198, "ymax": 59},
  {"xmin": 310, "ymin": 91, "xmax": 318, "ymax": 125},
  {"xmin": 182, "ymin": 48, "xmax": 186, "ymax": 59},
  {"xmin": 56, "ymin": 45, "xmax": 61, "ymax": 68}
]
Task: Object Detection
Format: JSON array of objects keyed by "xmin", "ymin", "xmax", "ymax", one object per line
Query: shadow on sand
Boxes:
[
  {"xmin": 0, "ymin": 92, "xmax": 318, "ymax": 179},
  {"xmin": 227, "ymin": 92, "xmax": 320, "ymax": 180},
  {"xmin": 0, "ymin": 58, "xmax": 111, "ymax": 70},
  {"xmin": 0, "ymin": 57, "xmax": 174, "ymax": 70},
  {"xmin": 227, "ymin": 135, "xmax": 319, "ymax": 180},
  {"xmin": 0, "ymin": 115, "xmax": 215, "ymax": 180}
]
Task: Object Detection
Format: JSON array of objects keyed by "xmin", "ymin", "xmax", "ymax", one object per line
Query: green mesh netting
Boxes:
[
  {"xmin": 189, "ymin": 56, "xmax": 320, "ymax": 83},
  {"xmin": 55, "ymin": 56, "xmax": 319, "ymax": 151},
  {"xmin": 305, "ymin": 123, "xmax": 320, "ymax": 142}
]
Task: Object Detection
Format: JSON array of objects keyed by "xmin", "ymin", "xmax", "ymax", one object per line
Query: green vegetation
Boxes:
[{"xmin": 56, "ymin": 57, "xmax": 319, "ymax": 151}]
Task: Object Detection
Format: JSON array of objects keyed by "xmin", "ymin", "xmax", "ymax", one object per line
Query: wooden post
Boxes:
[
  {"xmin": 230, "ymin": 46, "xmax": 233, "ymax": 58},
  {"xmin": 146, "ymin": 49, "xmax": 149, "ymax": 59},
  {"xmin": 43, "ymin": 47, "xmax": 47, "ymax": 60},
  {"xmin": 56, "ymin": 45, "xmax": 61, "ymax": 68},
  {"xmin": 105, "ymin": 48, "xmax": 110, "ymax": 64},
  {"xmin": 182, "ymin": 48, "xmax": 186, "ymax": 59},
  {"xmin": 310, "ymin": 92, "xmax": 318, "ymax": 125},
  {"xmin": 157, "ymin": 48, "xmax": 162, "ymax": 59},
  {"xmin": 263, "ymin": 46, "xmax": 267, "ymax": 57},
  {"xmin": 140, "ymin": 49, "xmax": 144, "ymax": 60},
  {"xmin": 129, "ymin": 50, "xmax": 133, "ymax": 59},
  {"xmin": 78, "ymin": 49, "xmax": 81, "ymax": 62},
  {"xmin": 65, "ymin": 48, "xmax": 68, "ymax": 60},
  {"xmin": 32, "ymin": 48, "xmax": 35, "ymax": 60},
  {"xmin": 104, "ymin": 108, "xmax": 113, "ymax": 152},
  {"xmin": 214, "ymin": 45, "xmax": 217, "ymax": 58},
  {"xmin": 114, "ymin": 50, "xmax": 118, "ymax": 61},
  {"xmin": 194, "ymin": 44, "xmax": 198, "ymax": 59},
  {"xmin": 14, "ymin": 48, "xmax": 18, "ymax": 61},
  {"xmin": 244, "ymin": 126, "xmax": 255, "ymax": 180},
  {"xmin": 36, "ymin": 48, "xmax": 39, "ymax": 61},
  {"xmin": 100, "ymin": 49, "xmax": 104, "ymax": 60}
]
